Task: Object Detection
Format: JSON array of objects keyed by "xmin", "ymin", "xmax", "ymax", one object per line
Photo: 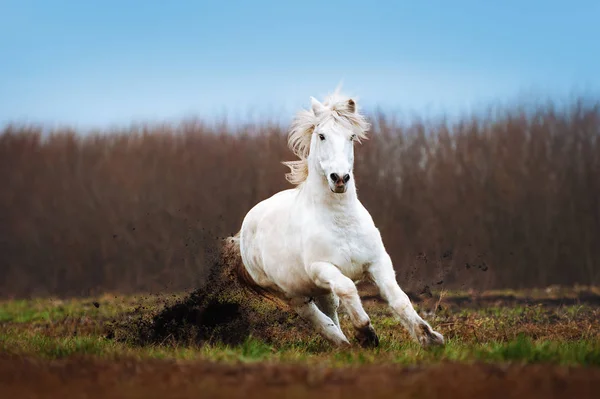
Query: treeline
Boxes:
[{"xmin": 1, "ymin": 99, "xmax": 599, "ymax": 298}]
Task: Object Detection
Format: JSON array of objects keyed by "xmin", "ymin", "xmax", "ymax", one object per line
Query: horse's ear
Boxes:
[
  {"xmin": 310, "ymin": 96, "xmax": 326, "ymax": 117},
  {"xmin": 347, "ymin": 98, "xmax": 356, "ymax": 113}
]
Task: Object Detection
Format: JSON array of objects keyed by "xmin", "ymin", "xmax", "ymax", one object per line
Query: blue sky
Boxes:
[{"xmin": 1, "ymin": 0, "xmax": 599, "ymax": 128}]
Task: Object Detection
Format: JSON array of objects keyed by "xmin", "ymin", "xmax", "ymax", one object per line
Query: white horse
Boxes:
[{"xmin": 224, "ymin": 90, "xmax": 444, "ymax": 348}]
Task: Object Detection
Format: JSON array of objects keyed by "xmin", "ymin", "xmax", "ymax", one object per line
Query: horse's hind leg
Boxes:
[
  {"xmin": 307, "ymin": 261, "xmax": 379, "ymax": 348},
  {"xmin": 314, "ymin": 293, "xmax": 341, "ymax": 329},
  {"xmin": 290, "ymin": 297, "xmax": 350, "ymax": 347}
]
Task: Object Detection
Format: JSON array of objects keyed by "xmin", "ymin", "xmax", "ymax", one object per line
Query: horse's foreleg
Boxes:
[
  {"xmin": 368, "ymin": 253, "xmax": 444, "ymax": 347},
  {"xmin": 290, "ymin": 297, "xmax": 350, "ymax": 347},
  {"xmin": 314, "ymin": 293, "xmax": 341, "ymax": 329},
  {"xmin": 307, "ymin": 261, "xmax": 379, "ymax": 348}
]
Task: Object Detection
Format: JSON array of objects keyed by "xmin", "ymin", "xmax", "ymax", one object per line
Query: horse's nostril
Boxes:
[
  {"xmin": 343, "ymin": 174, "xmax": 350, "ymax": 183},
  {"xmin": 330, "ymin": 173, "xmax": 339, "ymax": 182}
]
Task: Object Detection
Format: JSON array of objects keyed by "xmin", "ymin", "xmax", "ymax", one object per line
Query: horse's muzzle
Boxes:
[
  {"xmin": 332, "ymin": 185, "xmax": 347, "ymax": 194},
  {"xmin": 330, "ymin": 173, "xmax": 350, "ymax": 194}
]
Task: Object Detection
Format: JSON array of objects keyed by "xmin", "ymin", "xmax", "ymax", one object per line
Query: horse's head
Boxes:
[
  {"xmin": 284, "ymin": 90, "xmax": 370, "ymax": 193},
  {"xmin": 309, "ymin": 97, "xmax": 359, "ymax": 194}
]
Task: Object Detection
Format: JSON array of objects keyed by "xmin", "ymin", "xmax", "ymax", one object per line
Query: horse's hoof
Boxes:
[
  {"xmin": 355, "ymin": 324, "xmax": 379, "ymax": 348},
  {"xmin": 338, "ymin": 340, "xmax": 352, "ymax": 349},
  {"xmin": 417, "ymin": 323, "xmax": 445, "ymax": 347}
]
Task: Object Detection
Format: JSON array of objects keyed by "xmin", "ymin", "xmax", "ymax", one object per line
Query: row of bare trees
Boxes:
[{"xmin": 1, "ymin": 99, "xmax": 599, "ymax": 298}]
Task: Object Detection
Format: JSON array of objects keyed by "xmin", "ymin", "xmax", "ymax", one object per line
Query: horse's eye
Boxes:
[
  {"xmin": 350, "ymin": 134, "xmax": 356, "ymax": 141},
  {"xmin": 318, "ymin": 134, "xmax": 325, "ymax": 141}
]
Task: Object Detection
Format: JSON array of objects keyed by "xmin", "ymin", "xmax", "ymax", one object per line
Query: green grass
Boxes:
[
  {"xmin": 1, "ymin": 289, "xmax": 599, "ymax": 367},
  {"xmin": 1, "ymin": 329, "xmax": 598, "ymax": 367},
  {"xmin": 0, "ymin": 294, "xmax": 181, "ymax": 324}
]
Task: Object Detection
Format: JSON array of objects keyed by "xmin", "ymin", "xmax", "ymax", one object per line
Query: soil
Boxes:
[{"xmin": 1, "ymin": 354, "xmax": 598, "ymax": 399}]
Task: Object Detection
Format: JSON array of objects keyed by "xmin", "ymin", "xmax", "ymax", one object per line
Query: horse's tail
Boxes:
[{"xmin": 220, "ymin": 231, "xmax": 277, "ymax": 303}]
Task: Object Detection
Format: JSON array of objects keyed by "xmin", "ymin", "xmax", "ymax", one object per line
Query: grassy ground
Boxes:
[{"xmin": 1, "ymin": 286, "xmax": 599, "ymax": 367}]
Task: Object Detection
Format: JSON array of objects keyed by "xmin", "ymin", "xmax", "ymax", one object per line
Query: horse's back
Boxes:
[{"xmin": 241, "ymin": 188, "xmax": 298, "ymax": 235}]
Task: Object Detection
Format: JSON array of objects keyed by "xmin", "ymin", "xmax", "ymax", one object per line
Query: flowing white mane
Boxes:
[{"xmin": 283, "ymin": 91, "xmax": 371, "ymax": 185}]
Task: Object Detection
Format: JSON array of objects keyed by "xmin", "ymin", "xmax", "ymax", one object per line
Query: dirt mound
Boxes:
[
  {"xmin": 105, "ymin": 239, "xmax": 303, "ymax": 347},
  {"xmin": 116, "ymin": 289, "xmax": 252, "ymax": 347}
]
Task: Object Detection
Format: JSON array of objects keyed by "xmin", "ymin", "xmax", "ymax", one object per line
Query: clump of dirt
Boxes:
[{"xmin": 105, "ymin": 238, "xmax": 305, "ymax": 347}]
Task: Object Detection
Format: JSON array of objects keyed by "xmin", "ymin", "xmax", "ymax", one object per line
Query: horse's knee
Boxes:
[{"xmin": 332, "ymin": 277, "xmax": 358, "ymax": 300}]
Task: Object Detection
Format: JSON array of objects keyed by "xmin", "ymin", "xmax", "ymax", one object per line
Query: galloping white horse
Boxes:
[{"xmin": 225, "ymin": 90, "xmax": 444, "ymax": 348}]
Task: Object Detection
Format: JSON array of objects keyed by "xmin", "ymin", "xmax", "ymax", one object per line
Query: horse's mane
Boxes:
[{"xmin": 283, "ymin": 90, "xmax": 371, "ymax": 185}]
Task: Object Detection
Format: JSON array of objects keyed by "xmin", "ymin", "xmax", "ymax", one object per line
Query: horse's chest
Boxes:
[
  {"xmin": 323, "ymin": 225, "xmax": 376, "ymax": 278},
  {"xmin": 347, "ymin": 240, "xmax": 375, "ymax": 276},
  {"xmin": 305, "ymin": 207, "xmax": 378, "ymax": 275}
]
